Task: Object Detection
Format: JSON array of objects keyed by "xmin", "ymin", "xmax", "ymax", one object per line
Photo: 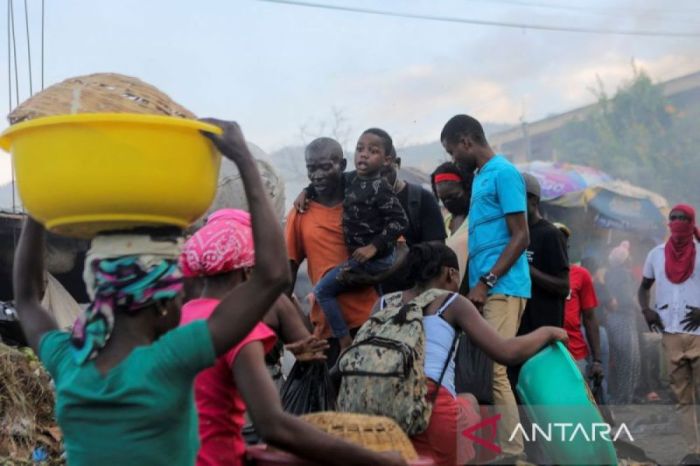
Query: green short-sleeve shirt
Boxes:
[{"xmin": 39, "ymin": 320, "xmax": 216, "ymax": 466}]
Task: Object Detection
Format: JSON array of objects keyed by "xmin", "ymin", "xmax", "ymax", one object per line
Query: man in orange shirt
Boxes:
[{"xmin": 285, "ymin": 137, "xmax": 377, "ymax": 365}]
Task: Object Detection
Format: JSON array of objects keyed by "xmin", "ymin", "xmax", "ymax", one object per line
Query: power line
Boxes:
[
  {"xmin": 23, "ymin": 0, "xmax": 32, "ymax": 95},
  {"xmin": 465, "ymin": 0, "xmax": 700, "ymax": 15},
  {"xmin": 7, "ymin": 0, "xmax": 12, "ymax": 112},
  {"xmin": 258, "ymin": 0, "xmax": 700, "ymax": 37},
  {"xmin": 473, "ymin": 0, "xmax": 600, "ymax": 11},
  {"xmin": 9, "ymin": 0, "xmax": 19, "ymax": 107},
  {"xmin": 462, "ymin": 0, "xmax": 700, "ymax": 26},
  {"xmin": 41, "ymin": 0, "xmax": 44, "ymax": 89},
  {"xmin": 8, "ymin": 0, "xmax": 18, "ymax": 213}
]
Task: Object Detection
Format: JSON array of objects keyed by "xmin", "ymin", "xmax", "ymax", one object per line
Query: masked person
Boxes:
[
  {"xmin": 431, "ymin": 161, "xmax": 473, "ymax": 282},
  {"xmin": 639, "ymin": 204, "xmax": 700, "ymax": 457}
]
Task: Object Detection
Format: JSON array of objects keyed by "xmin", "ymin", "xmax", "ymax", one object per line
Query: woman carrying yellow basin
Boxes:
[{"xmin": 10, "ymin": 120, "xmax": 405, "ymax": 466}]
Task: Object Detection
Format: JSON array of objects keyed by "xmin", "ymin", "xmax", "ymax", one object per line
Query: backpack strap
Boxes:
[
  {"xmin": 411, "ymin": 289, "xmax": 447, "ymax": 309},
  {"xmin": 380, "ymin": 292, "xmax": 404, "ymax": 311},
  {"xmin": 431, "ymin": 331, "xmax": 460, "ymax": 403},
  {"xmin": 405, "ymin": 182, "xmax": 423, "ymax": 242},
  {"xmin": 426, "ymin": 291, "xmax": 459, "ymax": 403},
  {"xmin": 435, "ymin": 293, "xmax": 459, "ymax": 316}
]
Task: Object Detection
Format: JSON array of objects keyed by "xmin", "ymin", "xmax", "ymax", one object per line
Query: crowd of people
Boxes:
[{"xmin": 10, "ymin": 114, "xmax": 700, "ymax": 466}]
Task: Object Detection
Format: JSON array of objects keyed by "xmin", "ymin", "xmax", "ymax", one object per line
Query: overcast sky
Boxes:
[{"xmin": 1, "ymin": 0, "xmax": 699, "ymax": 185}]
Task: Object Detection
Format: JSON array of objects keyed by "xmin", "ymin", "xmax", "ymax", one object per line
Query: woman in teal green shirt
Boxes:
[
  {"xmin": 13, "ymin": 121, "xmax": 404, "ymax": 466},
  {"xmin": 12, "ymin": 120, "xmax": 291, "ymax": 466}
]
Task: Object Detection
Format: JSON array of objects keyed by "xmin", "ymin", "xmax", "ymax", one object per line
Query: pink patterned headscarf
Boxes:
[{"xmin": 180, "ymin": 209, "xmax": 255, "ymax": 277}]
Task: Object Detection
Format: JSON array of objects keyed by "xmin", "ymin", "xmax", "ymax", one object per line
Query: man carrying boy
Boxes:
[
  {"xmin": 310, "ymin": 129, "xmax": 408, "ymax": 350},
  {"xmin": 286, "ymin": 137, "xmax": 406, "ymax": 364}
]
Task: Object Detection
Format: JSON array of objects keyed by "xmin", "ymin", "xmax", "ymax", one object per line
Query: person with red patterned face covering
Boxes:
[{"xmin": 639, "ymin": 204, "xmax": 700, "ymax": 457}]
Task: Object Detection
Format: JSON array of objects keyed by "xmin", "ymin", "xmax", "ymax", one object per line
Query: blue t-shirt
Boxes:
[{"xmin": 468, "ymin": 155, "xmax": 531, "ymax": 298}]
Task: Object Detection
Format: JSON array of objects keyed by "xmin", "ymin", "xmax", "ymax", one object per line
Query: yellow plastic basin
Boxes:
[{"xmin": 0, "ymin": 113, "xmax": 222, "ymax": 238}]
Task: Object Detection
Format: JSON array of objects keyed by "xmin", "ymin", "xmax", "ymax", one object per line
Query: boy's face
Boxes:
[{"xmin": 354, "ymin": 133, "xmax": 385, "ymax": 177}]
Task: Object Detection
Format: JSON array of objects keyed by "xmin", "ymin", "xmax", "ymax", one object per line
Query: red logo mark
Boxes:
[{"xmin": 462, "ymin": 413, "xmax": 502, "ymax": 454}]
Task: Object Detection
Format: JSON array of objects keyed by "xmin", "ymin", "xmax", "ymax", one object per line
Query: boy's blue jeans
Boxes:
[{"xmin": 314, "ymin": 249, "xmax": 395, "ymax": 338}]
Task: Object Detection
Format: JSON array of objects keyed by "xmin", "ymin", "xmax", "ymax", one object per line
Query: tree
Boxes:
[
  {"xmin": 298, "ymin": 106, "xmax": 352, "ymax": 150},
  {"xmin": 554, "ymin": 66, "xmax": 700, "ymax": 208}
]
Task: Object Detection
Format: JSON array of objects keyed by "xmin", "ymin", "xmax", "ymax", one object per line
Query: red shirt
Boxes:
[
  {"xmin": 564, "ymin": 265, "xmax": 598, "ymax": 360},
  {"xmin": 180, "ymin": 298, "xmax": 276, "ymax": 466}
]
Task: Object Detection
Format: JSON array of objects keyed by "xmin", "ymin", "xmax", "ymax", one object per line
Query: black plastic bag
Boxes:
[
  {"xmin": 281, "ymin": 361, "xmax": 337, "ymax": 415},
  {"xmin": 455, "ymin": 333, "xmax": 494, "ymax": 404}
]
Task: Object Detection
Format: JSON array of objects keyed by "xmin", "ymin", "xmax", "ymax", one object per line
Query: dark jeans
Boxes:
[{"xmin": 314, "ymin": 249, "xmax": 395, "ymax": 338}]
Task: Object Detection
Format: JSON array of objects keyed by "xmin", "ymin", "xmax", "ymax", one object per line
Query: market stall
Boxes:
[{"xmin": 517, "ymin": 160, "xmax": 669, "ymax": 263}]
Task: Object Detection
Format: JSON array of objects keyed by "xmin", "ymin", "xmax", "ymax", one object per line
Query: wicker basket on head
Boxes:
[
  {"xmin": 301, "ymin": 412, "xmax": 419, "ymax": 461},
  {"xmin": 8, "ymin": 73, "xmax": 195, "ymax": 124}
]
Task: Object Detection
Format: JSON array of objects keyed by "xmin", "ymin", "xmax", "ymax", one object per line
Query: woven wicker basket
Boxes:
[
  {"xmin": 301, "ymin": 412, "xmax": 419, "ymax": 461},
  {"xmin": 8, "ymin": 73, "xmax": 195, "ymax": 124}
]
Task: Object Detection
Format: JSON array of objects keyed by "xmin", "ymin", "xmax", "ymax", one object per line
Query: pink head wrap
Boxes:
[{"xmin": 180, "ymin": 209, "xmax": 255, "ymax": 277}]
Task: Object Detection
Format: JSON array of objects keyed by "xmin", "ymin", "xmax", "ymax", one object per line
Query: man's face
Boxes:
[
  {"xmin": 306, "ymin": 150, "xmax": 345, "ymax": 196},
  {"xmin": 442, "ymin": 136, "xmax": 476, "ymax": 173}
]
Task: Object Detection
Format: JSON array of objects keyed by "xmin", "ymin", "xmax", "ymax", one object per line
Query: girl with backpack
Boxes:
[{"xmin": 337, "ymin": 242, "xmax": 568, "ymax": 466}]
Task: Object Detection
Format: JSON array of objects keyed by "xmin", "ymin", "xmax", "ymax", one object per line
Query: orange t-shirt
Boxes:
[{"xmin": 285, "ymin": 202, "xmax": 377, "ymax": 339}]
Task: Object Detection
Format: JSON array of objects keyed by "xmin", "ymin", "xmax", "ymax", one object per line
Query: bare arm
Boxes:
[
  {"xmin": 264, "ymin": 295, "xmax": 312, "ymax": 343},
  {"xmin": 638, "ymin": 277, "xmax": 654, "ymax": 311},
  {"xmin": 493, "ymin": 212, "xmax": 530, "ymax": 279},
  {"xmin": 582, "ymin": 309, "xmax": 601, "ymax": 361},
  {"xmin": 204, "ymin": 120, "xmax": 292, "ymax": 357},
  {"xmin": 638, "ymin": 277, "xmax": 663, "ymax": 330},
  {"xmin": 263, "ymin": 296, "xmax": 327, "ymax": 361},
  {"xmin": 340, "ymin": 242, "xmax": 409, "ymax": 287},
  {"xmin": 445, "ymin": 295, "xmax": 567, "ymax": 366},
  {"xmin": 530, "ymin": 267, "xmax": 570, "ymax": 298},
  {"xmin": 13, "ymin": 218, "xmax": 58, "ymax": 352},
  {"xmin": 234, "ymin": 343, "xmax": 405, "ymax": 466},
  {"xmin": 288, "ymin": 260, "xmax": 300, "ymax": 295},
  {"xmin": 293, "ymin": 188, "xmax": 310, "ymax": 213}
]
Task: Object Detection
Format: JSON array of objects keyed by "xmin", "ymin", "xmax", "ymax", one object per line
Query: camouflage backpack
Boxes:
[{"xmin": 336, "ymin": 288, "xmax": 453, "ymax": 435}]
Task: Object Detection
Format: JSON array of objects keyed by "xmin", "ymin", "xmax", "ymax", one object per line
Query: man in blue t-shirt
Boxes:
[{"xmin": 441, "ymin": 114, "xmax": 531, "ymax": 462}]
